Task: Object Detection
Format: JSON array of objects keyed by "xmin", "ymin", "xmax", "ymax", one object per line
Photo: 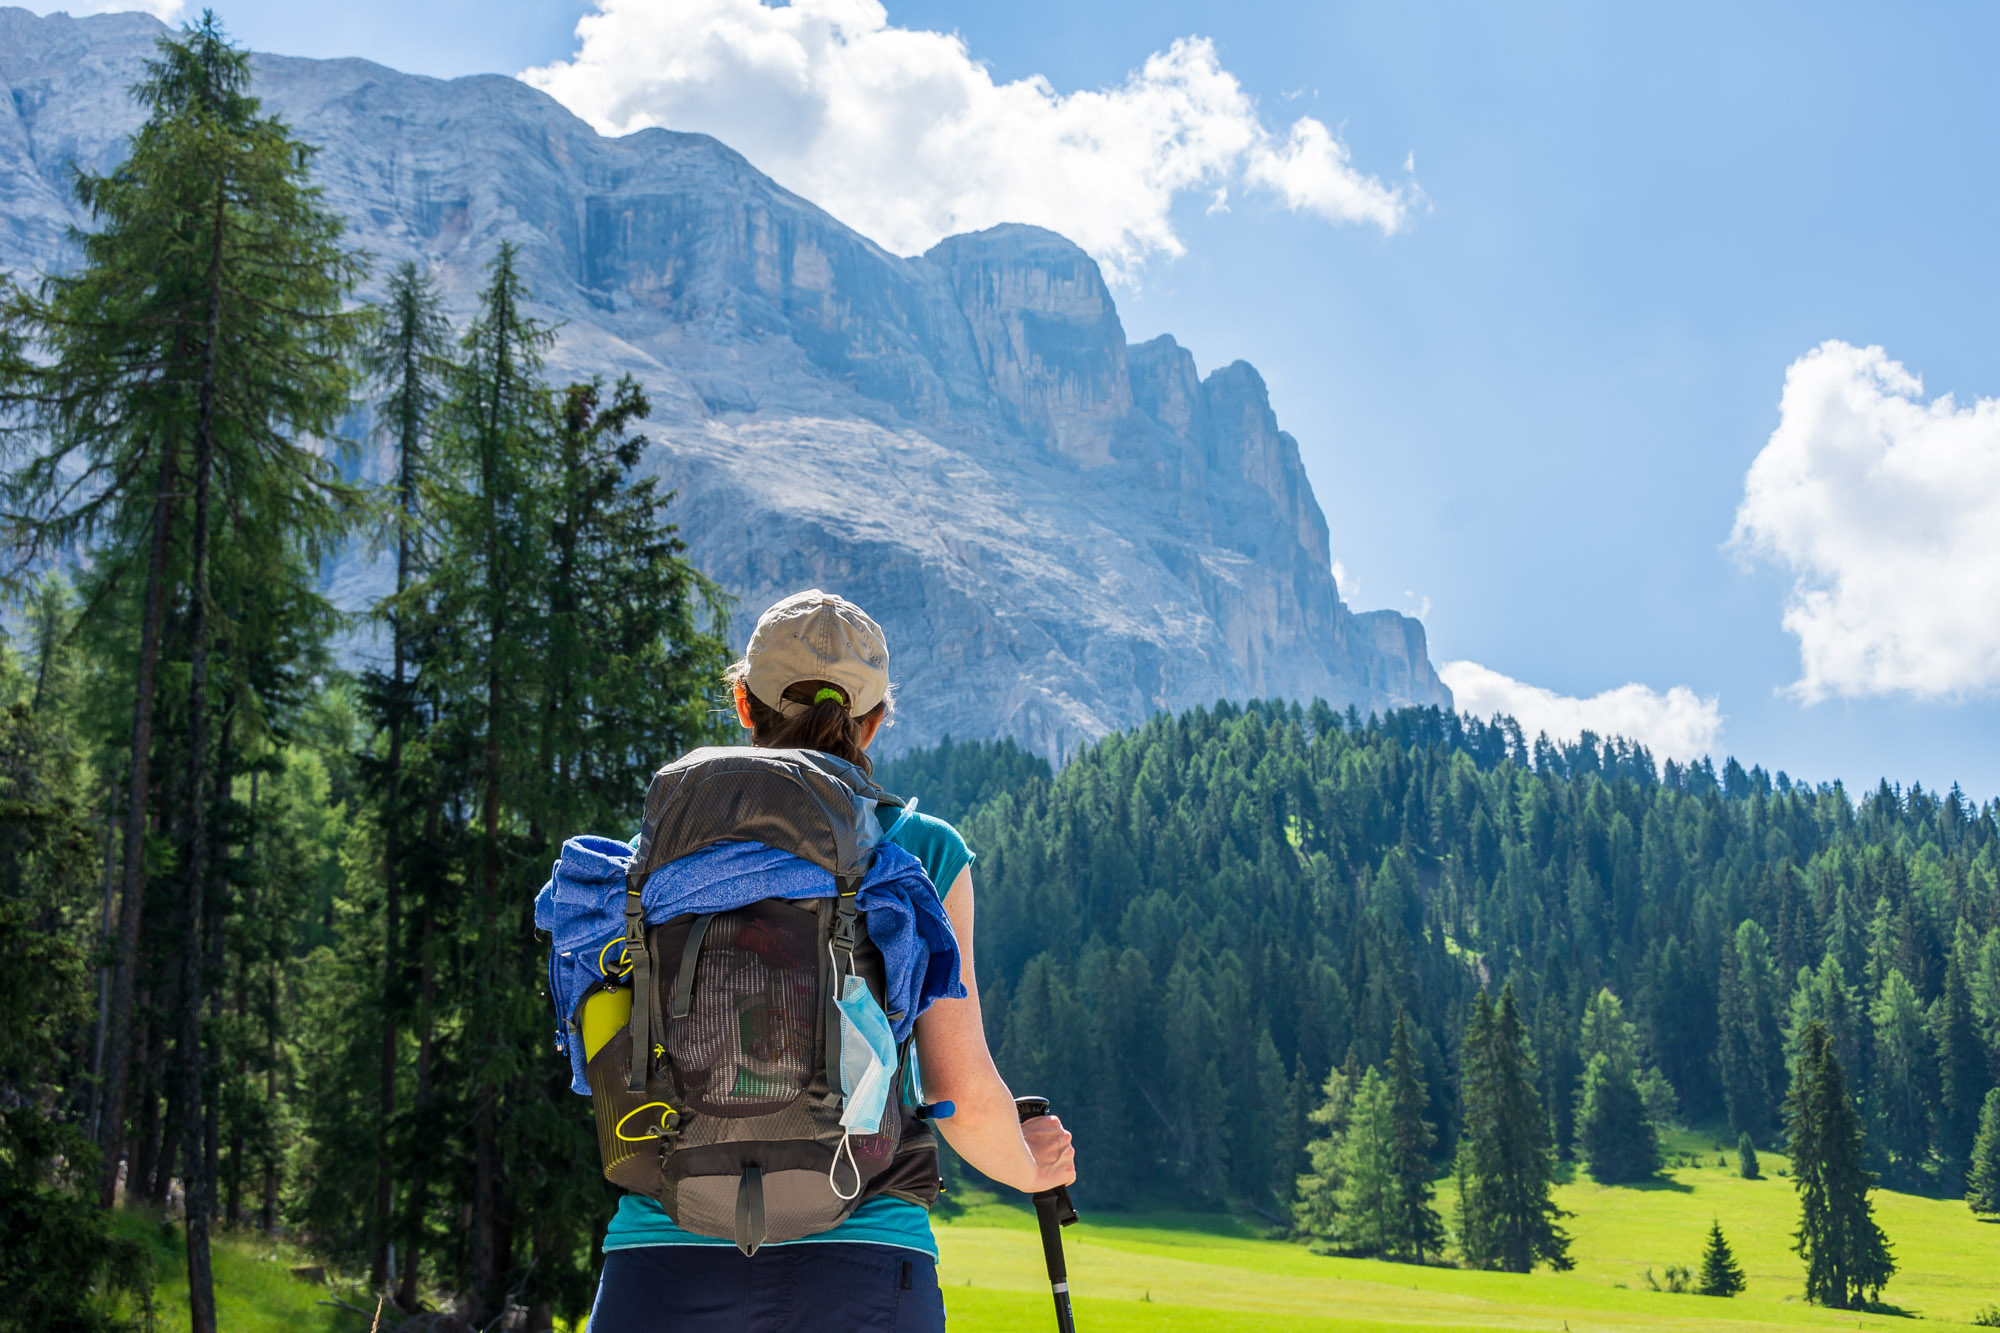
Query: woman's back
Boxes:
[{"xmin": 586, "ymin": 591, "xmax": 1073, "ymax": 1333}]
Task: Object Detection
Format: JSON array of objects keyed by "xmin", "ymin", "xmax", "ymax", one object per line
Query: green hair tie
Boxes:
[{"xmin": 813, "ymin": 686, "xmax": 847, "ymax": 707}]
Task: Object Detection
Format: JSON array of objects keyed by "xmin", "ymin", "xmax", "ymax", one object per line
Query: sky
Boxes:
[{"xmin": 35, "ymin": 0, "xmax": 2000, "ymax": 800}]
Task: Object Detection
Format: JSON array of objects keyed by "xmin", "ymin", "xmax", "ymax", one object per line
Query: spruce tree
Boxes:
[
  {"xmin": 1697, "ymin": 1219, "xmax": 1746, "ymax": 1297},
  {"xmin": 1966, "ymin": 1088, "xmax": 2000, "ymax": 1215},
  {"xmin": 1786, "ymin": 1020, "xmax": 1894, "ymax": 1309},
  {"xmin": 421, "ymin": 241, "xmax": 556, "ymax": 1322},
  {"xmin": 307, "ymin": 250, "xmax": 732, "ymax": 1321},
  {"xmin": 536, "ymin": 374, "xmax": 729, "ymax": 835},
  {"xmin": 1456, "ymin": 986, "xmax": 1571, "ymax": 1272},
  {"xmin": 358, "ymin": 259, "xmax": 452, "ymax": 1294},
  {"xmin": 1386, "ymin": 1011, "xmax": 1446, "ymax": 1262},
  {"xmin": 1738, "ymin": 1131, "xmax": 1760, "ymax": 1180},
  {"xmin": 1577, "ymin": 1052, "xmax": 1659, "ymax": 1182}
]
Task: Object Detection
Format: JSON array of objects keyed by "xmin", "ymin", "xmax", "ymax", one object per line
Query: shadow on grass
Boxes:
[
  {"xmin": 1571, "ymin": 1173, "xmax": 1695, "ymax": 1194},
  {"xmin": 1857, "ymin": 1299, "xmax": 1921, "ymax": 1319}
]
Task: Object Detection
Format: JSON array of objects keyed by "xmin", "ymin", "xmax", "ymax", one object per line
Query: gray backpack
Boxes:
[{"xmin": 575, "ymin": 746, "xmax": 940, "ymax": 1254}]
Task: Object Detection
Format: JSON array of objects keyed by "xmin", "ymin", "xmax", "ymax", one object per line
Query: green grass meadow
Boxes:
[
  {"xmin": 933, "ymin": 1133, "xmax": 2000, "ymax": 1333},
  {"xmin": 131, "ymin": 1131, "xmax": 2000, "ymax": 1332}
]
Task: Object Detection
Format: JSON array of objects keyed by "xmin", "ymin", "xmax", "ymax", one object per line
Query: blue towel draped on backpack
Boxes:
[{"xmin": 535, "ymin": 835, "xmax": 965, "ymax": 1095}]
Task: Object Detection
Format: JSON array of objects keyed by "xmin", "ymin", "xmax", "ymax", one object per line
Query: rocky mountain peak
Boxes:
[
  {"xmin": 927, "ymin": 225, "xmax": 1133, "ymax": 466},
  {"xmin": 0, "ymin": 7, "xmax": 1451, "ymax": 760}
]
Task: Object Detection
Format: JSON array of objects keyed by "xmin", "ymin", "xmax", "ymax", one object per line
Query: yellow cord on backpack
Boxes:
[
  {"xmin": 614, "ymin": 1101, "xmax": 675, "ymax": 1142},
  {"xmin": 597, "ymin": 935, "xmax": 633, "ymax": 978}
]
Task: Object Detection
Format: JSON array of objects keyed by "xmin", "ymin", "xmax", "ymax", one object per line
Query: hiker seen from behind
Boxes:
[{"xmin": 538, "ymin": 589, "xmax": 1076, "ymax": 1331}]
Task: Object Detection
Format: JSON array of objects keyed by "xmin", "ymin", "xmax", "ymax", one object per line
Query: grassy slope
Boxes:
[
  {"xmin": 124, "ymin": 1131, "xmax": 2000, "ymax": 1333},
  {"xmin": 111, "ymin": 1211, "xmax": 362, "ymax": 1333},
  {"xmin": 934, "ymin": 1132, "xmax": 2000, "ymax": 1333}
]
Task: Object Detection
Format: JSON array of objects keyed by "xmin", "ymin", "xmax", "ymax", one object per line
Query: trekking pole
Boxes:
[{"xmin": 1015, "ymin": 1095, "xmax": 1079, "ymax": 1333}]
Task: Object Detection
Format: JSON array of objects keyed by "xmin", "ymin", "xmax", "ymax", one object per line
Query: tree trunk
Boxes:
[
  {"xmin": 470, "ymin": 282, "xmax": 514, "ymax": 1324},
  {"xmin": 373, "ymin": 384, "xmax": 418, "ymax": 1292},
  {"xmin": 228, "ymin": 767, "xmax": 254, "ymax": 1229},
  {"xmin": 150, "ymin": 1090, "xmax": 176, "ymax": 1211},
  {"xmin": 88, "ymin": 798, "xmax": 122, "ymax": 1144},
  {"xmin": 177, "ymin": 176, "xmax": 225, "ymax": 1333},
  {"xmin": 260, "ymin": 1058, "xmax": 278, "ymax": 1235},
  {"xmin": 472, "ymin": 680, "xmax": 502, "ymax": 1315},
  {"xmin": 130, "ymin": 1012, "xmax": 158, "ymax": 1204},
  {"xmin": 397, "ymin": 839, "xmax": 439, "ymax": 1311},
  {"xmin": 98, "ymin": 439, "xmax": 178, "ymax": 1208}
]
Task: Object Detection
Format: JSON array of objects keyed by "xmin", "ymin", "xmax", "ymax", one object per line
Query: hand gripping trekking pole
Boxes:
[{"xmin": 1015, "ymin": 1096, "xmax": 1079, "ymax": 1333}]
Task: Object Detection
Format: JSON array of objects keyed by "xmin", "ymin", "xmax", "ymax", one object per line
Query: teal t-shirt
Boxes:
[{"xmin": 601, "ymin": 807, "xmax": 972, "ymax": 1260}]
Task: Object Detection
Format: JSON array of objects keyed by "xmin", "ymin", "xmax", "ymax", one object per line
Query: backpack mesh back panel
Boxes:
[{"xmin": 665, "ymin": 904, "xmax": 818, "ymax": 1116}]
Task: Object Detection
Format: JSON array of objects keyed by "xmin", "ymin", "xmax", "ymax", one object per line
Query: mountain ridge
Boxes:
[{"xmin": 0, "ymin": 6, "xmax": 1450, "ymax": 759}]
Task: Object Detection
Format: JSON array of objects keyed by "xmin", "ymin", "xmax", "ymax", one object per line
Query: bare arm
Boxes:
[{"xmin": 913, "ymin": 868, "xmax": 1076, "ymax": 1194}]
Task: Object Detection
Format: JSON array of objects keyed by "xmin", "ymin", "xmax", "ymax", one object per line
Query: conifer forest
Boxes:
[{"xmin": 4, "ymin": 15, "xmax": 2000, "ymax": 1332}]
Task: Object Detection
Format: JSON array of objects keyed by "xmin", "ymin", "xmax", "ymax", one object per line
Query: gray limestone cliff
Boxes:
[{"xmin": 0, "ymin": 7, "xmax": 1450, "ymax": 759}]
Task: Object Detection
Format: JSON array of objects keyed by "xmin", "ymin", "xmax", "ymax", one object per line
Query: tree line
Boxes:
[
  {"xmin": 0, "ymin": 15, "xmax": 726, "ymax": 1330},
  {"xmin": 880, "ymin": 700, "xmax": 1998, "ymax": 1305}
]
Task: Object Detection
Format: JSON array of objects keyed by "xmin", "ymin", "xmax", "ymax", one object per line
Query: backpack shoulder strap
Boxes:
[{"xmin": 624, "ymin": 880, "xmax": 651, "ymax": 1094}]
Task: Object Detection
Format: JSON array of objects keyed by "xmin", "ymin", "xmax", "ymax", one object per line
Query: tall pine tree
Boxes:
[
  {"xmin": 357, "ymin": 259, "xmax": 452, "ymax": 1292},
  {"xmin": 1385, "ymin": 1011, "xmax": 1446, "ymax": 1262},
  {"xmin": 1455, "ymin": 986, "xmax": 1571, "ymax": 1273},
  {"xmin": 2, "ymin": 15, "xmax": 363, "ymax": 1327},
  {"xmin": 1697, "ymin": 1220, "xmax": 1745, "ymax": 1297},
  {"xmin": 1786, "ymin": 1020, "xmax": 1894, "ymax": 1309}
]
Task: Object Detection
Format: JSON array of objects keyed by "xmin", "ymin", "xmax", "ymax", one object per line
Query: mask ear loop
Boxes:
[
  {"xmin": 828, "ymin": 1131, "xmax": 862, "ymax": 1200},
  {"xmin": 825, "ymin": 934, "xmax": 863, "ymax": 1199}
]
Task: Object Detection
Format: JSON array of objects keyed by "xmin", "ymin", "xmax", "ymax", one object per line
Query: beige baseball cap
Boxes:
[{"xmin": 741, "ymin": 589, "xmax": 890, "ymax": 718}]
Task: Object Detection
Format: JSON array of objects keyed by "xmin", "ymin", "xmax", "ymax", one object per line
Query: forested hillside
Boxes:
[{"xmin": 884, "ymin": 705, "xmax": 2000, "ymax": 1218}]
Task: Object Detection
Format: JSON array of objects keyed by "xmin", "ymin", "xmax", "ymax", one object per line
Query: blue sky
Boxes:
[{"xmin": 47, "ymin": 0, "xmax": 2000, "ymax": 799}]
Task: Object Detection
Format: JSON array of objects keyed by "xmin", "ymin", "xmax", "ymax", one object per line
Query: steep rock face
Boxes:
[
  {"xmin": 927, "ymin": 225, "xmax": 1132, "ymax": 467},
  {"xmin": 0, "ymin": 8, "xmax": 1450, "ymax": 759}
]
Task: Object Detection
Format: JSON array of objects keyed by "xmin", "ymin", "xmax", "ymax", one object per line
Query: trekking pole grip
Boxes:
[
  {"xmin": 1015, "ymin": 1095, "xmax": 1079, "ymax": 1333},
  {"xmin": 1012, "ymin": 1097, "xmax": 1078, "ymax": 1215}
]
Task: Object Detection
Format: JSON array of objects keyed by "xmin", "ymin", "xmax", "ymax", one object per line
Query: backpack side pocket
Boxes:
[{"xmin": 577, "ymin": 980, "xmax": 673, "ymax": 1197}]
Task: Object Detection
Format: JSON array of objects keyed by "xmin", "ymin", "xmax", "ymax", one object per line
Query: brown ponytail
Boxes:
[{"xmin": 733, "ymin": 674, "xmax": 889, "ymax": 775}]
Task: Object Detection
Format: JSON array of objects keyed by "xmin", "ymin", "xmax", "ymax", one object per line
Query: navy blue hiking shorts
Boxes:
[{"xmin": 589, "ymin": 1243, "xmax": 945, "ymax": 1332}]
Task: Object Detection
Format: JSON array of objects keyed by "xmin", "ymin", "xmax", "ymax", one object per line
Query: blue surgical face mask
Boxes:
[
  {"xmin": 829, "ymin": 973, "xmax": 898, "ymax": 1199},
  {"xmin": 835, "ymin": 974, "xmax": 897, "ymax": 1133}
]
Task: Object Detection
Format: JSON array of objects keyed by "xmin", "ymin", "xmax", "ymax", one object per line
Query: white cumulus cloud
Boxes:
[
  {"xmin": 521, "ymin": 0, "xmax": 1415, "ymax": 280},
  {"xmin": 1439, "ymin": 661, "xmax": 1723, "ymax": 763},
  {"xmin": 1731, "ymin": 340, "xmax": 2000, "ymax": 702},
  {"xmin": 1245, "ymin": 117, "xmax": 1409, "ymax": 236}
]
